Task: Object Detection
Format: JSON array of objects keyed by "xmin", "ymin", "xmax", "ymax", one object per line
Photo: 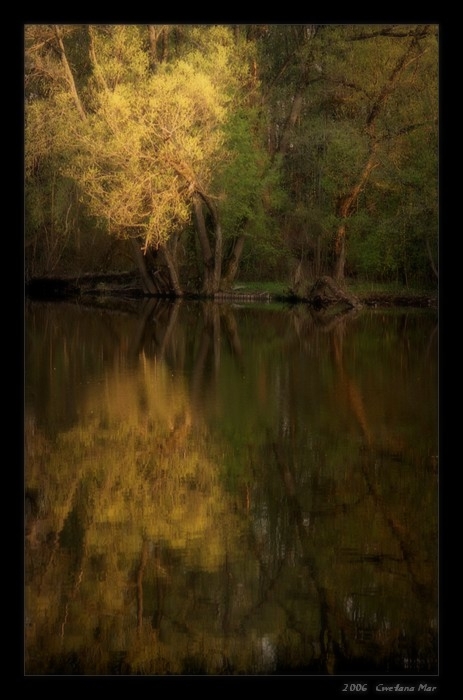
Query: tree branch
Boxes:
[{"xmin": 52, "ymin": 24, "xmax": 87, "ymax": 122}]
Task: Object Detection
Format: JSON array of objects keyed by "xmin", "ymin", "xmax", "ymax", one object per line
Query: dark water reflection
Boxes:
[{"xmin": 24, "ymin": 298, "xmax": 438, "ymax": 676}]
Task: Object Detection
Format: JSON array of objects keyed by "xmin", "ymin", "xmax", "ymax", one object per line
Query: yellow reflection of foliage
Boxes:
[
  {"xmin": 25, "ymin": 352, "xmax": 250, "ymax": 673},
  {"xmin": 29, "ymin": 352, "xmax": 241, "ymax": 563},
  {"xmin": 25, "ymin": 352, "xmax": 246, "ymax": 664}
]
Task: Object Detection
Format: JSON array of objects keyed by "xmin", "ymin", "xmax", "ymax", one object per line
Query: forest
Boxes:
[{"xmin": 24, "ymin": 24, "xmax": 439, "ymax": 298}]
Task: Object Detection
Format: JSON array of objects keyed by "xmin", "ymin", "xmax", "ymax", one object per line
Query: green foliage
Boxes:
[
  {"xmin": 258, "ymin": 24, "xmax": 438, "ymax": 283},
  {"xmin": 346, "ymin": 102, "xmax": 438, "ymax": 285},
  {"xmin": 320, "ymin": 123, "xmax": 370, "ymax": 198},
  {"xmin": 216, "ymin": 107, "xmax": 284, "ymax": 244}
]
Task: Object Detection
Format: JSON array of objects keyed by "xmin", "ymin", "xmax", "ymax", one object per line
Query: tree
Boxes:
[
  {"xmin": 326, "ymin": 24, "xmax": 438, "ymax": 280},
  {"xmin": 25, "ymin": 24, "xmax": 438, "ymax": 291},
  {"xmin": 166, "ymin": 25, "xmax": 278, "ymax": 293},
  {"xmin": 256, "ymin": 24, "xmax": 438, "ymax": 284},
  {"xmin": 25, "ymin": 25, "xmax": 253, "ymax": 295}
]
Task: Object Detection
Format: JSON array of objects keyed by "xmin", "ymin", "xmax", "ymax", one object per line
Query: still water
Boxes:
[{"xmin": 24, "ymin": 297, "xmax": 438, "ymax": 676}]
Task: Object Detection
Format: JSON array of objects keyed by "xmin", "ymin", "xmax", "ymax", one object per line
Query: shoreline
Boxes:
[{"xmin": 25, "ymin": 273, "xmax": 438, "ymax": 310}]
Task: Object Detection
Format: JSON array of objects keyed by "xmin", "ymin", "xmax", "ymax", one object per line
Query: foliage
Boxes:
[
  {"xmin": 25, "ymin": 24, "xmax": 438, "ymax": 288},
  {"xmin": 67, "ymin": 40, "xmax": 230, "ymax": 249},
  {"xmin": 257, "ymin": 23, "xmax": 438, "ymax": 285}
]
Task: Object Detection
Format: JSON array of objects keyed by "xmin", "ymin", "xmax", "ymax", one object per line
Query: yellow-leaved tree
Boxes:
[{"xmin": 25, "ymin": 24, "xmax": 264, "ymax": 294}]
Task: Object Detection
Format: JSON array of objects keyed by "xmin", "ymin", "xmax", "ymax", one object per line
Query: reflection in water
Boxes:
[{"xmin": 24, "ymin": 299, "xmax": 438, "ymax": 675}]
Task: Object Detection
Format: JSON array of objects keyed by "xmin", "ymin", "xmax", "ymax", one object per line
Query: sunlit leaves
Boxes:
[
  {"xmin": 89, "ymin": 24, "xmax": 149, "ymax": 88},
  {"xmin": 25, "ymin": 25, "xmax": 245, "ymax": 253}
]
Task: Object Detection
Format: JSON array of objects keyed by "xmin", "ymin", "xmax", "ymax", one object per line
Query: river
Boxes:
[{"xmin": 24, "ymin": 297, "xmax": 438, "ymax": 677}]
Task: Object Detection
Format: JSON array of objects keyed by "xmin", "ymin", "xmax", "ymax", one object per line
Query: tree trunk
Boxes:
[
  {"xmin": 53, "ymin": 25, "xmax": 87, "ymax": 122},
  {"xmin": 159, "ymin": 245, "xmax": 183, "ymax": 297},
  {"xmin": 147, "ymin": 25, "xmax": 169, "ymax": 71},
  {"xmin": 333, "ymin": 151, "xmax": 379, "ymax": 281},
  {"xmin": 333, "ymin": 226, "xmax": 347, "ymax": 282},
  {"xmin": 331, "ymin": 27, "xmax": 430, "ymax": 281},
  {"xmin": 148, "ymin": 25, "xmax": 159, "ymax": 72},
  {"xmin": 87, "ymin": 25, "xmax": 109, "ymax": 92},
  {"xmin": 159, "ymin": 243, "xmax": 183, "ymax": 296},
  {"xmin": 268, "ymin": 30, "xmax": 318, "ymax": 160},
  {"xmin": 277, "ymin": 91, "xmax": 304, "ymax": 156},
  {"xmin": 194, "ymin": 191, "xmax": 223, "ymax": 295},
  {"xmin": 130, "ymin": 238, "xmax": 158, "ymax": 294},
  {"xmin": 213, "ymin": 220, "xmax": 223, "ymax": 293},
  {"xmin": 222, "ymin": 235, "xmax": 246, "ymax": 288},
  {"xmin": 193, "ymin": 196, "xmax": 215, "ymax": 294}
]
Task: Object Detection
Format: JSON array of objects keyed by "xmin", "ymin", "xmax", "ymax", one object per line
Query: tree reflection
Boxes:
[
  {"xmin": 248, "ymin": 307, "xmax": 438, "ymax": 674},
  {"xmin": 25, "ymin": 300, "xmax": 438, "ymax": 674}
]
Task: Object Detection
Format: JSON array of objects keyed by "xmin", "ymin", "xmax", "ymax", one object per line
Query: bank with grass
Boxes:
[{"xmin": 25, "ymin": 272, "xmax": 437, "ymax": 310}]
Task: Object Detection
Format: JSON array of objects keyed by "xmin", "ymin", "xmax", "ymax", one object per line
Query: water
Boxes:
[{"xmin": 24, "ymin": 297, "xmax": 438, "ymax": 676}]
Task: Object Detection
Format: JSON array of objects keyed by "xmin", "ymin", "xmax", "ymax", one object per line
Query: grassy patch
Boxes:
[
  {"xmin": 232, "ymin": 280, "xmax": 290, "ymax": 296},
  {"xmin": 345, "ymin": 280, "xmax": 438, "ymax": 299},
  {"xmin": 236, "ymin": 278, "xmax": 437, "ymax": 298}
]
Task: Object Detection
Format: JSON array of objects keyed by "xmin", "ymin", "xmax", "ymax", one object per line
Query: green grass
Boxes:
[
  {"xmin": 234, "ymin": 278, "xmax": 437, "ymax": 299},
  {"xmin": 345, "ymin": 279, "xmax": 438, "ymax": 298},
  {"xmin": 232, "ymin": 280, "xmax": 290, "ymax": 296}
]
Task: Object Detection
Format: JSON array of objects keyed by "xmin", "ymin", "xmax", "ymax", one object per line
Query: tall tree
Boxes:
[
  {"xmin": 25, "ymin": 24, "xmax": 438, "ymax": 290},
  {"xmin": 328, "ymin": 24, "xmax": 437, "ymax": 280},
  {"xmin": 256, "ymin": 23, "xmax": 438, "ymax": 285},
  {"xmin": 25, "ymin": 25, "xmax": 254, "ymax": 295}
]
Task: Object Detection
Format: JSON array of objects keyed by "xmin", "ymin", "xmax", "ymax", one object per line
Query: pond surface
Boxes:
[{"xmin": 24, "ymin": 297, "xmax": 438, "ymax": 677}]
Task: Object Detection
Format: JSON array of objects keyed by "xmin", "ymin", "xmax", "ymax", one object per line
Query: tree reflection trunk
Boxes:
[
  {"xmin": 332, "ymin": 325, "xmax": 373, "ymax": 445},
  {"xmin": 158, "ymin": 300, "xmax": 182, "ymax": 359},
  {"xmin": 191, "ymin": 302, "xmax": 222, "ymax": 404},
  {"xmin": 131, "ymin": 297, "xmax": 159, "ymax": 357},
  {"xmin": 129, "ymin": 298, "xmax": 182, "ymax": 362},
  {"xmin": 221, "ymin": 306, "xmax": 243, "ymax": 369},
  {"xmin": 271, "ymin": 439, "xmax": 353, "ymax": 674},
  {"xmin": 331, "ymin": 325, "xmax": 436, "ymax": 606},
  {"xmin": 190, "ymin": 319, "xmax": 211, "ymax": 405},
  {"xmin": 212, "ymin": 304, "xmax": 221, "ymax": 377}
]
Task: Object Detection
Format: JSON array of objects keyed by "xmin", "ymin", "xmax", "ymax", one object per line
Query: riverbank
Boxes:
[
  {"xmin": 25, "ymin": 272, "xmax": 438, "ymax": 309},
  {"xmin": 230, "ymin": 280, "xmax": 438, "ymax": 308}
]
